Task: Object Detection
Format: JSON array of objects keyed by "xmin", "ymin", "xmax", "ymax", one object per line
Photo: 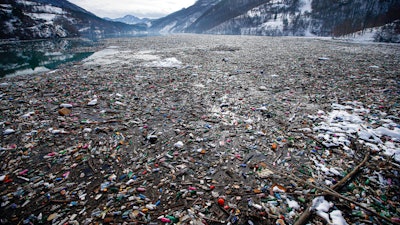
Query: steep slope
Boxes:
[
  {"xmin": 208, "ymin": 0, "xmax": 315, "ymax": 35},
  {"xmin": 0, "ymin": 0, "xmax": 146, "ymax": 40},
  {"xmin": 150, "ymin": 0, "xmax": 221, "ymax": 33},
  {"xmin": 152, "ymin": 0, "xmax": 400, "ymax": 39},
  {"xmin": 311, "ymin": 0, "xmax": 400, "ymax": 36},
  {"xmin": 186, "ymin": 0, "xmax": 267, "ymax": 33},
  {"xmin": 26, "ymin": 0, "xmax": 95, "ymax": 15}
]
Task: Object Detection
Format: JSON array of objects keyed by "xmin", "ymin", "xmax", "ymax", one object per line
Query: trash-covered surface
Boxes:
[{"xmin": 0, "ymin": 35, "xmax": 399, "ymax": 224}]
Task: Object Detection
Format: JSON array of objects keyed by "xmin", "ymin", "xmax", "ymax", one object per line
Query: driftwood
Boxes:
[
  {"xmin": 294, "ymin": 151, "xmax": 370, "ymax": 225},
  {"xmin": 331, "ymin": 150, "xmax": 370, "ymax": 190},
  {"xmin": 304, "ymin": 179, "xmax": 397, "ymax": 225},
  {"xmin": 290, "ymin": 150, "xmax": 398, "ymax": 225}
]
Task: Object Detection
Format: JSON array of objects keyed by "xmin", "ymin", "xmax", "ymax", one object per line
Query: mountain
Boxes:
[
  {"xmin": 104, "ymin": 15, "xmax": 151, "ymax": 25},
  {"xmin": 151, "ymin": 0, "xmax": 400, "ymax": 41},
  {"xmin": 0, "ymin": 0, "xmax": 146, "ymax": 40},
  {"xmin": 150, "ymin": 0, "xmax": 222, "ymax": 33},
  {"xmin": 337, "ymin": 19, "xmax": 400, "ymax": 43}
]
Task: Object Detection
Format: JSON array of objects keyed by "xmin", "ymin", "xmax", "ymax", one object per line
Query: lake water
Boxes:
[{"xmin": 0, "ymin": 38, "xmax": 97, "ymax": 77}]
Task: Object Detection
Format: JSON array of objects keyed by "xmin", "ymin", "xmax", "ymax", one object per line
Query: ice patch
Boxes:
[
  {"xmin": 132, "ymin": 51, "xmax": 160, "ymax": 61},
  {"xmin": 83, "ymin": 47, "xmax": 122, "ymax": 65},
  {"xmin": 144, "ymin": 57, "xmax": 182, "ymax": 68},
  {"xmin": 82, "ymin": 47, "xmax": 181, "ymax": 67}
]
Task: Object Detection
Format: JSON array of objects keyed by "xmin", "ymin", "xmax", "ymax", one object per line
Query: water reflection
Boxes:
[{"xmin": 0, "ymin": 38, "xmax": 96, "ymax": 77}]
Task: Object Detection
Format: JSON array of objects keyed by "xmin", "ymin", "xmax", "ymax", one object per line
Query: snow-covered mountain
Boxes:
[
  {"xmin": 0, "ymin": 0, "xmax": 146, "ymax": 40},
  {"xmin": 150, "ymin": 0, "xmax": 222, "ymax": 33},
  {"xmin": 337, "ymin": 20, "xmax": 400, "ymax": 43},
  {"xmin": 104, "ymin": 15, "xmax": 151, "ymax": 25},
  {"xmin": 151, "ymin": 0, "xmax": 400, "ymax": 42}
]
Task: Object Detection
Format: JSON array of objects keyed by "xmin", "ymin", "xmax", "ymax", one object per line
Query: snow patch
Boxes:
[
  {"xmin": 159, "ymin": 21, "xmax": 177, "ymax": 33},
  {"xmin": 0, "ymin": 4, "xmax": 12, "ymax": 8},
  {"xmin": 311, "ymin": 102, "xmax": 400, "ymax": 162},
  {"xmin": 26, "ymin": 13, "xmax": 57, "ymax": 21},
  {"xmin": 311, "ymin": 196, "xmax": 332, "ymax": 212},
  {"xmin": 79, "ymin": 27, "xmax": 91, "ymax": 32},
  {"xmin": 33, "ymin": 5, "xmax": 64, "ymax": 14},
  {"xmin": 132, "ymin": 51, "xmax": 160, "ymax": 61},
  {"xmin": 300, "ymin": 0, "xmax": 312, "ymax": 13},
  {"xmin": 338, "ymin": 28, "xmax": 378, "ymax": 42},
  {"xmin": 83, "ymin": 47, "xmax": 182, "ymax": 68},
  {"xmin": 286, "ymin": 199, "xmax": 300, "ymax": 210},
  {"xmin": 330, "ymin": 210, "xmax": 348, "ymax": 225},
  {"xmin": 143, "ymin": 57, "xmax": 182, "ymax": 68},
  {"xmin": 16, "ymin": 0, "xmax": 37, "ymax": 6},
  {"xmin": 0, "ymin": 8, "xmax": 12, "ymax": 14},
  {"xmin": 311, "ymin": 197, "xmax": 348, "ymax": 224},
  {"xmin": 247, "ymin": 8, "xmax": 261, "ymax": 17}
]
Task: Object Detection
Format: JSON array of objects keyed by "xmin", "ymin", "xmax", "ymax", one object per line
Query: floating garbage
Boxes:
[
  {"xmin": 0, "ymin": 35, "xmax": 399, "ymax": 225},
  {"xmin": 3, "ymin": 129, "xmax": 15, "ymax": 135},
  {"xmin": 87, "ymin": 98, "xmax": 98, "ymax": 106}
]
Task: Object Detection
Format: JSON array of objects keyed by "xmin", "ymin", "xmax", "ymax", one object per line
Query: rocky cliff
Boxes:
[{"xmin": 0, "ymin": 0, "xmax": 146, "ymax": 40}]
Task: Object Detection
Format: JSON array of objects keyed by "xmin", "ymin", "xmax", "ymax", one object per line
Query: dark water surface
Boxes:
[{"xmin": 0, "ymin": 38, "xmax": 97, "ymax": 77}]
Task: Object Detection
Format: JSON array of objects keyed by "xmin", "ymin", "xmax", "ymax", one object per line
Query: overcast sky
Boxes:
[{"xmin": 68, "ymin": 0, "xmax": 197, "ymax": 19}]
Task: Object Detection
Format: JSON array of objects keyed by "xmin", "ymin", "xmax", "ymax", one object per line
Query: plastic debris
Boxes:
[{"xmin": 0, "ymin": 35, "xmax": 399, "ymax": 225}]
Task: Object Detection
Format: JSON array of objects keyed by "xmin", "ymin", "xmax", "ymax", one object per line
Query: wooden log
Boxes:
[{"xmin": 294, "ymin": 151, "xmax": 370, "ymax": 225}]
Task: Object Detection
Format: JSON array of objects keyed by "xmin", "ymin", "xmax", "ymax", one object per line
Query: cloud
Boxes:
[{"xmin": 68, "ymin": 0, "xmax": 196, "ymax": 18}]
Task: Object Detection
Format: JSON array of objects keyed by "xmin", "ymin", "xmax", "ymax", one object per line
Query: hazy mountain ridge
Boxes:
[
  {"xmin": 103, "ymin": 15, "xmax": 151, "ymax": 25},
  {"xmin": 0, "ymin": 0, "xmax": 146, "ymax": 40},
  {"xmin": 152, "ymin": 0, "xmax": 400, "ymax": 42}
]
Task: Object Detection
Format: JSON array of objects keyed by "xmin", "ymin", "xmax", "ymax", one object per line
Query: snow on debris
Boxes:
[
  {"xmin": 82, "ymin": 47, "xmax": 182, "ymax": 68},
  {"xmin": 310, "ymin": 101, "xmax": 400, "ymax": 161},
  {"xmin": 311, "ymin": 197, "xmax": 349, "ymax": 225},
  {"xmin": 132, "ymin": 51, "xmax": 160, "ymax": 61},
  {"xmin": 143, "ymin": 57, "xmax": 182, "ymax": 68}
]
